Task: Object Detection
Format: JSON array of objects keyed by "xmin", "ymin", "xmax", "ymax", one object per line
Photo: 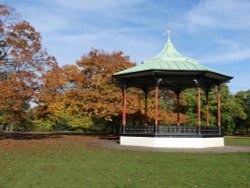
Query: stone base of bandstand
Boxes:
[{"xmin": 120, "ymin": 136, "xmax": 224, "ymax": 148}]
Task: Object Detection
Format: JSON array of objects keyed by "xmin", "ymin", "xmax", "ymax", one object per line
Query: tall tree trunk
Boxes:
[{"xmin": 9, "ymin": 123, "xmax": 13, "ymax": 132}]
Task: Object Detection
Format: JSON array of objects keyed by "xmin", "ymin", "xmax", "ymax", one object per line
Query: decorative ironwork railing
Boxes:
[
  {"xmin": 122, "ymin": 125, "xmax": 220, "ymax": 135},
  {"xmin": 200, "ymin": 126, "xmax": 220, "ymax": 135},
  {"xmin": 125, "ymin": 126, "xmax": 154, "ymax": 134}
]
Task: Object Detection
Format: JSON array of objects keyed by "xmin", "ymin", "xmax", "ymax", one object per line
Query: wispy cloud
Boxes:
[
  {"xmin": 185, "ymin": 0, "xmax": 250, "ymax": 65},
  {"xmin": 187, "ymin": 0, "xmax": 250, "ymax": 31},
  {"xmin": 54, "ymin": 0, "xmax": 145, "ymax": 12},
  {"xmin": 199, "ymin": 37, "xmax": 250, "ymax": 64},
  {"xmin": 44, "ymin": 28, "xmax": 162, "ymax": 65},
  {"xmin": 202, "ymin": 48, "xmax": 250, "ymax": 64},
  {"xmin": 7, "ymin": 0, "xmax": 250, "ymax": 92},
  {"xmin": 215, "ymin": 38, "xmax": 240, "ymax": 51},
  {"xmin": 10, "ymin": 0, "xmax": 156, "ymax": 65}
]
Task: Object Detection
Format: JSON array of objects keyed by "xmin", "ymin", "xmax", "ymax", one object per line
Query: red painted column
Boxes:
[
  {"xmin": 197, "ymin": 87, "xmax": 201, "ymax": 127},
  {"xmin": 154, "ymin": 79, "xmax": 162, "ymax": 134},
  {"xmin": 144, "ymin": 90, "xmax": 148, "ymax": 127},
  {"xmin": 155, "ymin": 86, "xmax": 159, "ymax": 128},
  {"xmin": 206, "ymin": 90, "xmax": 209, "ymax": 126},
  {"xmin": 217, "ymin": 85, "xmax": 221, "ymax": 134},
  {"xmin": 176, "ymin": 91, "xmax": 180, "ymax": 126},
  {"xmin": 122, "ymin": 86, "xmax": 127, "ymax": 133},
  {"xmin": 197, "ymin": 85, "xmax": 201, "ymax": 134}
]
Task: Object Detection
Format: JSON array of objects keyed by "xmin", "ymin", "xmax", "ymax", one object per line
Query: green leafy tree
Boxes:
[
  {"xmin": 181, "ymin": 85, "xmax": 246, "ymax": 135},
  {"xmin": 235, "ymin": 90, "xmax": 250, "ymax": 134}
]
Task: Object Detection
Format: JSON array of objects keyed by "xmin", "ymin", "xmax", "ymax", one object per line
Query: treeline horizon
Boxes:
[{"xmin": 0, "ymin": 4, "xmax": 249, "ymax": 135}]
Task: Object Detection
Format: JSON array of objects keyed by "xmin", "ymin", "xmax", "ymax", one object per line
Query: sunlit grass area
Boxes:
[
  {"xmin": 0, "ymin": 135, "xmax": 249, "ymax": 188},
  {"xmin": 225, "ymin": 136, "xmax": 250, "ymax": 146}
]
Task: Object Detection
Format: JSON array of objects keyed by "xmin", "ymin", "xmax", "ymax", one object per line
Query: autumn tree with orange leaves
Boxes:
[
  {"xmin": 36, "ymin": 49, "xmax": 188, "ymax": 132},
  {"xmin": 0, "ymin": 4, "xmax": 57, "ymax": 131},
  {"xmin": 0, "ymin": 3, "xmax": 188, "ymax": 132},
  {"xmin": 76, "ymin": 50, "xmax": 135, "ymax": 120},
  {"xmin": 75, "ymin": 49, "xmax": 189, "ymax": 127},
  {"xmin": 34, "ymin": 50, "xmax": 136, "ymax": 131},
  {"xmin": 34, "ymin": 65, "xmax": 92, "ymax": 131}
]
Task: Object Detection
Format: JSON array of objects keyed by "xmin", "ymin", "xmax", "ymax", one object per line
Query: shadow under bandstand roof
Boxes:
[{"xmin": 112, "ymin": 35, "xmax": 233, "ymax": 147}]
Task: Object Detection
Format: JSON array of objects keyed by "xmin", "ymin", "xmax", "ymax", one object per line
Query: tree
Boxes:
[
  {"xmin": 35, "ymin": 65, "xmax": 93, "ymax": 131},
  {"xmin": 235, "ymin": 90, "xmax": 250, "ymax": 134},
  {"xmin": 36, "ymin": 49, "xmax": 190, "ymax": 132},
  {"xmin": 75, "ymin": 49, "xmax": 135, "ymax": 132},
  {"xmin": 76, "ymin": 50, "xmax": 134, "ymax": 118},
  {"xmin": 181, "ymin": 85, "xmax": 246, "ymax": 135},
  {"xmin": 0, "ymin": 4, "xmax": 57, "ymax": 131},
  {"xmin": 35, "ymin": 50, "xmax": 135, "ymax": 132},
  {"xmin": 75, "ymin": 50, "xmax": 189, "ymax": 130}
]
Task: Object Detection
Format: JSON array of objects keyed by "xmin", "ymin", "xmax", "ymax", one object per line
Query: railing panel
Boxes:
[
  {"xmin": 122, "ymin": 125, "xmax": 220, "ymax": 136},
  {"xmin": 125, "ymin": 126, "xmax": 154, "ymax": 134},
  {"xmin": 201, "ymin": 126, "xmax": 220, "ymax": 135},
  {"xmin": 158, "ymin": 125, "xmax": 197, "ymax": 135}
]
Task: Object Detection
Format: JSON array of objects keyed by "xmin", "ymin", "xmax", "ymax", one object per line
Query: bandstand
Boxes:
[{"xmin": 112, "ymin": 32, "xmax": 233, "ymax": 148}]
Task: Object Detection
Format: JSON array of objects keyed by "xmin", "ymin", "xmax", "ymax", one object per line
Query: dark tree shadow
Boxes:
[{"xmin": 0, "ymin": 132, "xmax": 119, "ymax": 141}]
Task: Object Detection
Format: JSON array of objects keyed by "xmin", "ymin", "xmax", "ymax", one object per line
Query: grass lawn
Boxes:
[
  {"xmin": 225, "ymin": 136, "xmax": 250, "ymax": 146},
  {"xmin": 0, "ymin": 134, "xmax": 249, "ymax": 188}
]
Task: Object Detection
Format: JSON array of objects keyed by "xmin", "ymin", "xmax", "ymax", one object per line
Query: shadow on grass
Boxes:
[{"xmin": 0, "ymin": 131, "xmax": 119, "ymax": 141}]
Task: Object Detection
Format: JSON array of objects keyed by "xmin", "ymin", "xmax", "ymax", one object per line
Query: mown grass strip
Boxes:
[{"xmin": 0, "ymin": 137, "xmax": 249, "ymax": 188}]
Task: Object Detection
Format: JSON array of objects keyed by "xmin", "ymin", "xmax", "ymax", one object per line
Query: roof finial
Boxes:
[{"xmin": 167, "ymin": 20, "xmax": 172, "ymax": 42}]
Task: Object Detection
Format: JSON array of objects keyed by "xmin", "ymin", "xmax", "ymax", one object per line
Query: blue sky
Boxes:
[{"xmin": 7, "ymin": 0, "xmax": 250, "ymax": 93}]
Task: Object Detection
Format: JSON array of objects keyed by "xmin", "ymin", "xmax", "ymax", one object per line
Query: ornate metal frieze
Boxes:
[{"xmin": 122, "ymin": 125, "xmax": 220, "ymax": 136}]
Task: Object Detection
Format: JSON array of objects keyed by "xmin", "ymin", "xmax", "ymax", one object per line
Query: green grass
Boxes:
[
  {"xmin": 225, "ymin": 136, "xmax": 250, "ymax": 146},
  {"xmin": 0, "ymin": 137, "xmax": 249, "ymax": 188}
]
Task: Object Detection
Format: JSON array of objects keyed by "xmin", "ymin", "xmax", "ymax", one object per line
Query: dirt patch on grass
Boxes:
[
  {"xmin": 225, "ymin": 136, "xmax": 250, "ymax": 139},
  {"xmin": 0, "ymin": 132, "xmax": 249, "ymax": 153},
  {"xmin": 0, "ymin": 132, "xmax": 117, "ymax": 152}
]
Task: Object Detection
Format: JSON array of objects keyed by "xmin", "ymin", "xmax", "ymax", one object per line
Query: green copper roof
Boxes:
[{"xmin": 113, "ymin": 40, "xmax": 226, "ymax": 76}]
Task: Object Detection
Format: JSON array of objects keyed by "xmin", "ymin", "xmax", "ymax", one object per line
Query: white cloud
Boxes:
[
  {"xmin": 10, "ymin": 0, "xmax": 154, "ymax": 65},
  {"xmin": 14, "ymin": 0, "xmax": 149, "ymax": 36},
  {"xmin": 43, "ymin": 28, "xmax": 161, "ymax": 65},
  {"xmin": 14, "ymin": 4, "xmax": 74, "ymax": 34},
  {"xmin": 187, "ymin": 0, "xmax": 250, "ymax": 30},
  {"xmin": 6, "ymin": 0, "xmax": 250, "ymax": 92},
  {"xmin": 202, "ymin": 48, "xmax": 250, "ymax": 64},
  {"xmin": 54, "ymin": 0, "xmax": 145, "ymax": 12},
  {"xmin": 185, "ymin": 1, "xmax": 250, "ymax": 65},
  {"xmin": 215, "ymin": 38, "xmax": 240, "ymax": 51}
]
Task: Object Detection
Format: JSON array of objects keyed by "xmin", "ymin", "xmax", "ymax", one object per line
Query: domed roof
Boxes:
[
  {"xmin": 114, "ymin": 40, "xmax": 225, "ymax": 76},
  {"xmin": 113, "ymin": 38, "xmax": 232, "ymax": 90}
]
